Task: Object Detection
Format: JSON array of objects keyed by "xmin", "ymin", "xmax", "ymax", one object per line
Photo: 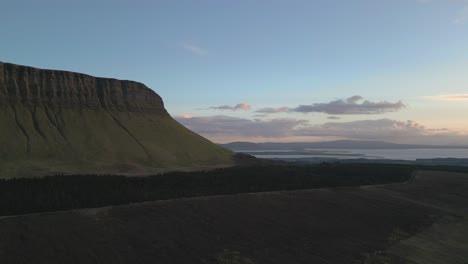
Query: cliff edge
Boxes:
[{"xmin": 0, "ymin": 62, "xmax": 234, "ymax": 178}]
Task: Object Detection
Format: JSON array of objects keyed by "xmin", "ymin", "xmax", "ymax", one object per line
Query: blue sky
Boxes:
[{"xmin": 1, "ymin": 0, "xmax": 468, "ymax": 143}]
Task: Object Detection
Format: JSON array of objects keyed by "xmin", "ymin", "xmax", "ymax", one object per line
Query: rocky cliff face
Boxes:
[
  {"xmin": 0, "ymin": 62, "xmax": 233, "ymax": 178},
  {"xmin": 0, "ymin": 62, "xmax": 166, "ymax": 113}
]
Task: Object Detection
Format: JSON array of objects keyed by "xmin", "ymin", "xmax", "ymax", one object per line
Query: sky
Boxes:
[{"xmin": 1, "ymin": 0, "xmax": 468, "ymax": 144}]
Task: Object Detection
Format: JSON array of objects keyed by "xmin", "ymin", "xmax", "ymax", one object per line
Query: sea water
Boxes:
[{"xmin": 245, "ymin": 149, "xmax": 468, "ymax": 161}]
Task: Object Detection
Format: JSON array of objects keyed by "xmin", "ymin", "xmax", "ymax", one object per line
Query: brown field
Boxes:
[{"xmin": 0, "ymin": 170, "xmax": 467, "ymax": 264}]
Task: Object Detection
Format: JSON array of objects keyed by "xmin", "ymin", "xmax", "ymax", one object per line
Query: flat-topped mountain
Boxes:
[
  {"xmin": 0, "ymin": 62, "xmax": 234, "ymax": 178},
  {"xmin": 0, "ymin": 63, "xmax": 166, "ymax": 113}
]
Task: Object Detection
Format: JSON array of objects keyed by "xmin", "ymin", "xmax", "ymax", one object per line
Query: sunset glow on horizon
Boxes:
[{"xmin": 2, "ymin": 0, "xmax": 467, "ymax": 144}]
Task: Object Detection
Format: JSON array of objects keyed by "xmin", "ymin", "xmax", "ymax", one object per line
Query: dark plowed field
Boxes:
[{"xmin": 0, "ymin": 170, "xmax": 467, "ymax": 264}]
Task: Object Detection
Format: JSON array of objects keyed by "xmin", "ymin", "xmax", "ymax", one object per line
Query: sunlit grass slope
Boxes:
[{"xmin": 0, "ymin": 107, "xmax": 233, "ymax": 178}]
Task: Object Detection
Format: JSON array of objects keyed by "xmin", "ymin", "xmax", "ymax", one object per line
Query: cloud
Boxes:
[
  {"xmin": 346, "ymin": 95, "xmax": 364, "ymax": 103},
  {"xmin": 294, "ymin": 119, "xmax": 427, "ymax": 140},
  {"xmin": 255, "ymin": 106, "xmax": 290, "ymax": 114},
  {"xmin": 327, "ymin": 116, "xmax": 341, "ymax": 120},
  {"xmin": 252, "ymin": 96, "xmax": 404, "ymax": 116},
  {"xmin": 176, "ymin": 115, "xmax": 307, "ymax": 138},
  {"xmin": 416, "ymin": 0, "xmax": 468, "ymax": 24},
  {"xmin": 294, "ymin": 119, "xmax": 468, "ymax": 145},
  {"xmin": 176, "ymin": 114, "xmax": 193, "ymax": 119},
  {"xmin": 209, "ymin": 103, "xmax": 251, "ymax": 111},
  {"xmin": 180, "ymin": 42, "xmax": 208, "ymax": 55},
  {"xmin": 292, "ymin": 96, "xmax": 405, "ymax": 115},
  {"xmin": 426, "ymin": 93, "xmax": 468, "ymax": 101},
  {"xmin": 453, "ymin": 6, "xmax": 468, "ymax": 24},
  {"xmin": 176, "ymin": 115, "xmax": 468, "ymax": 145}
]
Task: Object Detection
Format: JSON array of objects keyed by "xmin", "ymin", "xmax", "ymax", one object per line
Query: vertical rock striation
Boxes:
[
  {"xmin": 0, "ymin": 62, "xmax": 166, "ymax": 113},
  {"xmin": 0, "ymin": 62, "xmax": 233, "ymax": 178}
]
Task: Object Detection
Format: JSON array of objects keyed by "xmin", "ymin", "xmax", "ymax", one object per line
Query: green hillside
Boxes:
[{"xmin": 0, "ymin": 62, "xmax": 234, "ymax": 178}]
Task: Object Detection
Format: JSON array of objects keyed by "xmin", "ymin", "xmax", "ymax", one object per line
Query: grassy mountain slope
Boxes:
[{"xmin": 0, "ymin": 62, "xmax": 233, "ymax": 178}]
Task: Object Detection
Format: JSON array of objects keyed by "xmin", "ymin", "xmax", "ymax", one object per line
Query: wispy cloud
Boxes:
[
  {"xmin": 255, "ymin": 107, "xmax": 290, "ymax": 114},
  {"xmin": 252, "ymin": 96, "xmax": 404, "ymax": 116},
  {"xmin": 176, "ymin": 115, "xmax": 307, "ymax": 138},
  {"xmin": 209, "ymin": 103, "xmax": 251, "ymax": 111},
  {"xmin": 295, "ymin": 119, "xmax": 427, "ymax": 140},
  {"xmin": 295, "ymin": 119, "xmax": 468, "ymax": 145},
  {"xmin": 453, "ymin": 6, "xmax": 468, "ymax": 24},
  {"xmin": 292, "ymin": 96, "xmax": 405, "ymax": 115},
  {"xmin": 416, "ymin": 0, "xmax": 468, "ymax": 24},
  {"xmin": 426, "ymin": 93, "xmax": 468, "ymax": 101},
  {"xmin": 176, "ymin": 114, "xmax": 194, "ymax": 119},
  {"xmin": 176, "ymin": 115, "xmax": 468, "ymax": 145},
  {"xmin": 180, "ymin": 42, "xmax": 208, "ymax": 55}
]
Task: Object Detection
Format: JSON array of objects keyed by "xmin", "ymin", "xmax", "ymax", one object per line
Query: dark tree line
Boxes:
[{"xmin": 0, "ymin": 163, "xmax": 415, "ymax": 217}]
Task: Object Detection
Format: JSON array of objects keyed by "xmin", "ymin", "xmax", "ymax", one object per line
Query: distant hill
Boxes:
[
  {"xmin": 221, "ymin": 140, "xmax": 468, "ymax": 151},
  {"xmin": 0, "ymin": 62, "xmax": 234, "ymax": 178}
]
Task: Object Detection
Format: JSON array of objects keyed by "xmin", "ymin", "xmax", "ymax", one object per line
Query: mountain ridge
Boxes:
[
  {"xmin": 0, "ymin": 61, "xmax": 234, "ymax": 178},
  {"xmin": 0, "ymin": 62, "xmax": 167, "ymax": 113},
  {"xmin": 221, "ymin": 140, "xmax": 468, "ymax": 150}
]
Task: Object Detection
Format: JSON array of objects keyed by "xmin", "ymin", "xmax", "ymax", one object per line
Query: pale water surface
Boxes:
[{"xmin": 247, "ymin": 149, "xmax": 468, "ymax": 161}]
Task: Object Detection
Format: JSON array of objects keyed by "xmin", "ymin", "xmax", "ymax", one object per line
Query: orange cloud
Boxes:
[{"xmin": 209, "ymin": 103, "xmax": 251, "ymax": 111}]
